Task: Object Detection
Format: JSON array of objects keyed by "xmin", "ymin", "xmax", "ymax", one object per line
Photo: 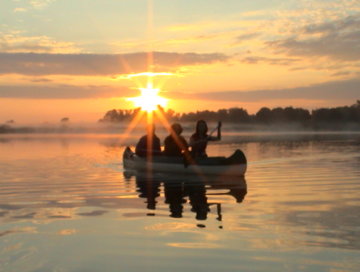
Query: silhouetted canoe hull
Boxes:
[{"xmin": 123, "ymin": 147, "xmax": 247, "ymax": 176}]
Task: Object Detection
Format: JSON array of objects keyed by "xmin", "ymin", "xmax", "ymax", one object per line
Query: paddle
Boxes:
[{"xmin": 208, "ymin": 121, "xmax": 222, "ymax": 140}]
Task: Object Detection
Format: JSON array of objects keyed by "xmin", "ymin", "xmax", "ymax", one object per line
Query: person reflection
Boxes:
[
  {"xmin": 186, "ymin": 181, "xmax": 210, "ymax": 221},
  {"xmin": 135, "ymin": 174, "xmax": 160, "ymax": 211},
  {"xmin": 133, "ymin": 172, "xmax": 247, "ymax": 222},
  {"xmin": 209, "ymin": 176, "xmax": 247, "ymax": 203},
  {"xmin": 164, "ymin": 181, "xmax": 186, "ymax": 218},
  {"xmin": 229, "ymin": 187, "xmax": 247, "ymax": 203}
]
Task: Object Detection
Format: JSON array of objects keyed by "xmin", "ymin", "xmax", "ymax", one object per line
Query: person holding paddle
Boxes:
[{"xmin": 189, "ymin": 120, "xmax": 221, "ymax": 158}]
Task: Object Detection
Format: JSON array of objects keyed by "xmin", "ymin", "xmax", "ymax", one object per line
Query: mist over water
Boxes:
[{"xmin": 0, "ymin": 131, "xmax": 359, "ymax": 272}]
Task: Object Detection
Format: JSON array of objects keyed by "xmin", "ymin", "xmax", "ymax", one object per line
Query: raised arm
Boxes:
[{"xmin": 208, "ymin": 121, "xmax": 222, "ymax": 141}]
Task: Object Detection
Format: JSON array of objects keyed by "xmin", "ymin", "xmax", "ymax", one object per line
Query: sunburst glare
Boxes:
[{"xmin": 128, "ymin": 81, "xmax": 168, "ymax": 112}]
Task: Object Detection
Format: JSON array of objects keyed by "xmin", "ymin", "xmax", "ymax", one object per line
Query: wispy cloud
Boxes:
[
  {"xmin": 58, "ymin": 229, "xmax": 76, "ymax": 235},
  {"xmin": 5, "ymin": 78, "xmax": 358, "ymax": 102},
  {"xmin": 268, "ymin": 14, "xmax": 360, "ymax": 61},
  {"xmin": 236, "ymin": 33, "xmax": 261, "ymax": 43},
  {"xmin": 12, "ymin": 0, "xmax": 55, "ymax": 13},
  {"xmin": 331, "ymin": 71, "xmax": 352, "ymax": 77},
  {"xmin": 169, "ymin": 78, "xmax": 360, "ymax": 103},
  {"xmin": 0, "ymin": 31, "xmax": 80, "ymax": 53},
  {"xmin": 242, "ymin": 56, "xmax": 300, "ymax": 66},
  {"xmin": 156, "ymin": 1, "xmax": 360, "ymax": 74},
  {"xmin": 167, "ymin": 243, "xmax": 223, "ymax": 249},
  {"xmin": 29, "ymin": 0, "xmax": 55, "ymax": 9},
  {"xmin": 0, "ymin": 84, "xmax": 134, "ymax": 99},
  {"xmin": 0, "ymin": 52, "xmax": 229, "ymax": 76},
  {"xmin": 0, "ymin": 227, "xmax": 37, "ymax": 237},
  {"xmin": 13, "ymin": 7, "xmax": 27, "ymax": 13}
]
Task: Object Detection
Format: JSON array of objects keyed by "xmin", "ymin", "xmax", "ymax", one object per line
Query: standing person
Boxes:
[
  {"xmin": 135, "ymin": 124, "xmax": 162, "ymax": 157},
  {"xmin": 164, "ymin": 123, "xmax": 188, "ymax": 157},
  {"xmin": 189, "ymin": 120, "xmax": 221, "ymax": 158}
]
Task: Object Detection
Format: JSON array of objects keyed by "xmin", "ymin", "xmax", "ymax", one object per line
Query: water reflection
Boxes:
[
  {"xmin": 125, "ymin": 171, "xmax": 247, "ymax": 225},
  {"xmin": 1, "ymin": 133, "xmax": 360, "ymax": 272}
]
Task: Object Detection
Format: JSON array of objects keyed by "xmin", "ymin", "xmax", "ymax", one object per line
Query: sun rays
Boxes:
[
  {"xmin": 116, "ymin": 0, "xmax": 188, "ymax": 161},
  {"xmin": 127, "ymin": 81, "xmax": 168, "ymax": 112}
]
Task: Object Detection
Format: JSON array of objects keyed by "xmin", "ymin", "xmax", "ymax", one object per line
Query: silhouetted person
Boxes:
[
  {"xmin": 189, "ymin": 120, "xmax": 221, "ymax": 158},
  {"xmin": 164, "ymin": 123, "xmax": 188, "ymax": 157},
  {"xmin": 135, "ymin": 124, "xmax": 161, "ymax": 157}
]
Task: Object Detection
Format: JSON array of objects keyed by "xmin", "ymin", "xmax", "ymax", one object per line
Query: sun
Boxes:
[{"xmin": 128, "ymin": 82, "xmax": 168, "ymax": 112}]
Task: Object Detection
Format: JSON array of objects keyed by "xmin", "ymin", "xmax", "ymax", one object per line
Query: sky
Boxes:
[{"xmin": 0, "ymin": 0, "xmax": 359, "ymax": 124}]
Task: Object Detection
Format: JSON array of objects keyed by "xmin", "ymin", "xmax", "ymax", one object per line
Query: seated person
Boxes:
[
  {"xmin": 164, "ymin": 123, "xmax": 188, "ymax": 157},
  {"xmin": 135, "ymin": 124, "xmax": 162, "ymax": 157},
  {"xmin": 189, "ymin": 120, "xmax": 221, "ymax": 158}
]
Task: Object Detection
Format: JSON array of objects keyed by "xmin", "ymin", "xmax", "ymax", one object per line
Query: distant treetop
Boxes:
[{"xmin": 98, "ymin": 101, "xmax": 360, "ymax": 127}]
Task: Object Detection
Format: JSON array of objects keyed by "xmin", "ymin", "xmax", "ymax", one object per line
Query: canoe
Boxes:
[{"xmin": 123, "ymin": 146, "xmax": 247, "ymax": 176}]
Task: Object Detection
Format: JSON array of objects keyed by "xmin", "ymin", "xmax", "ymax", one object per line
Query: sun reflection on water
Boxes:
[{"xmin": 0, "ymin": 133, "xmax": 360, "ymax": 271}]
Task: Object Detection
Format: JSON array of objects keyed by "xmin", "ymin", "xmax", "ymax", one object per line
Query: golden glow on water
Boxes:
[{"xmin": 0, "ymin": 133, "xmax": 360, "ymax": 271}]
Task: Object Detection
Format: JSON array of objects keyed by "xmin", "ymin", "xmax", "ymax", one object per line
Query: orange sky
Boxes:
[{"xmin": 0, "ymin": 0, "xmax": 359, "ymax": 124}]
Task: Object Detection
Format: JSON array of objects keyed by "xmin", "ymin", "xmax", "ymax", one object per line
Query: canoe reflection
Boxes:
[{"xmin": 124, "ymin": 171, "xmax": 247, "ymax": 222}]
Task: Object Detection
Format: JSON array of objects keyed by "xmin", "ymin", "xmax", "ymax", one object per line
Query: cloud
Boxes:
[
  {"xmin": 8, "ymin": 76, "xmax": 357, "ymax": 102},
  {"xmin": 0, "ymin": 52, "xmax": 229, "ymax": 76},
  {"xmin": 236, "ymin": 33, "xmax": 261, "ymax": 42},
  {"xmin": 242, "ymin": 56, "xmax": 300, "ymax": 66},
  {"xmin": 268, "ymin": 14, "xmax": 360, "ymax": 61},
  {"xmin": 29, "ymin": 0, "xmax": 55, "ymax": 9},
  {"xmin": 304, "ymin": 14, "xmax": 360, "ymax": 34},
  {"xmin": 13, "ymin": 7, "xmax": 27, "ymax": 13},
  {"xmin": 0, "ymin": 84, "xmax": 135, "ymax": 99},
  {"xmin": 13, "ymin": 212, "xmax": 36, "ymax": 219},
  {"xmin": 0, "ymin": 32, "xmax": 80, "ymax": 53},
  {"xmin": 12, "ymin": 0, "xmax": 55, "ymax": 13},
  {"xmin": 0, "ymin": 211, "xmax": 8, "ymax": 217},
  {"xmin": 58, "ymin": 229, "xmax": 76, "ymax": 235},
  {"xmin": 27, "ymin": 77, "xmax": 53, "ymax": 83},
  {"xmin": 0, "ymin": 227, "xmax": 37, "ymax": 237},
  {"xmin": 169, "ymin": 78, "xmax": 360, "ymax": 102},
  {"xmin": 331, "ymin": 71, "xmax": 352, "ymax": 77},
  {"xmin": 167, "ymin": 243, "xmax": 222, "ymax": 249}
]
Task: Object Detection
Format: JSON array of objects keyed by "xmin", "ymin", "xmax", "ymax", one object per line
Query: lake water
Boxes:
[{"xmin": 0, "ymin": 131, "xmax": 359, "ymax": 272}]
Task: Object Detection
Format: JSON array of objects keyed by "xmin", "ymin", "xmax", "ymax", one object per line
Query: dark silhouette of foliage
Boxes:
[
  {"xmin": 312, "ymin": 102, "xmax": 360, "ymax": 123},
  {"xmin": 256, "ymin": 107, "xmax": 272, "ymax": 123},
  {"xmin": 98, "ymin": 101, "xmax": 360, "ymax": 128},
  {"xmin": 98, "ymin": 108, "xmax": 141, "ymax": 122},
  {"xmin": 179, "ymin": 107, "xmax": 250, "ymax": 123},
  {"xmin": 255, "ymin": 107, "xmax": 311, "ymax": 123}
]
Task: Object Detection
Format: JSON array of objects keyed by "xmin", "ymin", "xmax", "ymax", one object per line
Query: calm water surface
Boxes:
[{"xmin": 0, "ymin": 132, "xmax": 359, "ymax": 272}]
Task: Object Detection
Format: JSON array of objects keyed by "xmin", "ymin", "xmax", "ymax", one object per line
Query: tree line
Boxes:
[{"xmin": 99, "ymin": 100, "xmax": 360, "ymax": 126}]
